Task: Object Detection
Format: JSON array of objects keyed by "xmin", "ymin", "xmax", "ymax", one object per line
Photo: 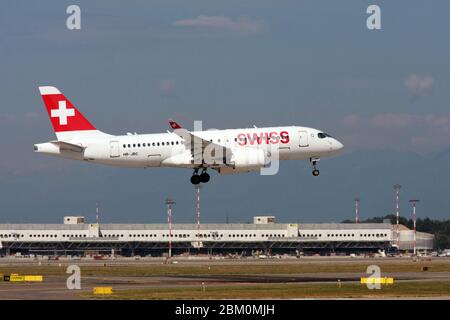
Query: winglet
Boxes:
[{"xmin": 168, "ymin": 119, "xmax": 182, "ymax": 130}]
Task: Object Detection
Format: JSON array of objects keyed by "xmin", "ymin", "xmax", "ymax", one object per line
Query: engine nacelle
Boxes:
[{"xmin": 217, "ymin": 148, "xmax": 266, "ymax": 174}]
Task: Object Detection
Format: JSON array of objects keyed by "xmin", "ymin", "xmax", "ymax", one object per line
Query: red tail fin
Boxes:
[{"xmin": 39, "ymin": 86, "xmax": 96, "ymax": 133}]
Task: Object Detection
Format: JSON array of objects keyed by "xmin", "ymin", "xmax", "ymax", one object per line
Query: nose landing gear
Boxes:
[
  {"xmin": 190, "ymin": 168, "xmax": 210, "ymax": 184},
  {"xmin": 310, "ymin": 158, "xmax": 320, "ymax": 176}
]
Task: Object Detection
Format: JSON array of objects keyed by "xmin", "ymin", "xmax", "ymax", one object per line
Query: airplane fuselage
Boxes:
[
  {"xmin": 34, "ymin": 86, "xmax": 344, "ymax": 182},
  {"xmin": 35, "ymin": 126, "xmax": 343, "ymax": 170}
]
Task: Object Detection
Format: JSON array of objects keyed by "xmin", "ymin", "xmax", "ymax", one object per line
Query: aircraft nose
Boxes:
[
  {"xmin": 335, "ymin": 139, "xmax": 344, "ymax": 150},
  {"xmin": 332, "ymin": 139, "xmax": 344, "ymax": 153}
]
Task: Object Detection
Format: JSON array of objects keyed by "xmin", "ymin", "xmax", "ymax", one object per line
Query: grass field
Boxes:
[
  {"xmin": 81, "ymin": 281, "xmax": 450, "ymax": 299},
  {"xmin": 1, "ymin": 259, "xmax": 450, "ymax": 299},
  {"xmin": 1, "ymin": 260, "xmax": 449, "ymax": 277}
]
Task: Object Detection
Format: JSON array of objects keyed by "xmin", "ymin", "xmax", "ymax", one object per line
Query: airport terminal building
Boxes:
[{"xmin": 0, "ymin": 216, "xmax": 434, "ymax": 257}]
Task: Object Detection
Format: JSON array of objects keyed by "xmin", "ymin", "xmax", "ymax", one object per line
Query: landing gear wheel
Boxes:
[
  {"xmin": 310, "ymin": 157, "xmax": 320, "ymax": 177},
  {"xmin": 199, "ymin": 172, "xmax": 210, "ymax": 183},
  {"xmin": 190, "ymin": 175, "xmax": 201, "ymax": 185}
]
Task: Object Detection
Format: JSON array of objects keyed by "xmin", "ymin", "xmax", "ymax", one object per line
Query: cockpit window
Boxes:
[{"xmin": 318, "ymin": 132, "xmax": 332, "ymax": 139}]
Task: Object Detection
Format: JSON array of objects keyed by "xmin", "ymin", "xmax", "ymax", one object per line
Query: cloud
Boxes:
[
  {"xmin": 341, "ymin": 113, "xmax": 450, "ymax": 152},
  {"xmin": 343, "ymin": 113, "xmax": 450, "ymax": 130},
  {"xmin": 173, "ymin": 15, "xmax": 266, "ymax": 35},
  {"xmin": 0, "ymin": 112, "xmax": 40, "ymax": 125},
  {"xmin": 159, "ymin": 79, "xmax": 176, "ymax": 97},
  {"xmin": 343, "ymin": 113, "xmax": 420, "ymax": 128},
  {"xmin": 405, "ymin": 74, "xmax": 434, "ymax": 98}
]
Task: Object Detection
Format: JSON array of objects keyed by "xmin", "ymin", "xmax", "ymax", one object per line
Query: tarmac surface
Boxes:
[{"xmin": 1, "ymin": 256, "xmax": 449, "ymax": 300}]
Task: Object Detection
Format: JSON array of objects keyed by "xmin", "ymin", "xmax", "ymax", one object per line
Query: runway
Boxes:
[{"xmin": 1, "ymin": 257, "xmax": 450, "ymax": 299}]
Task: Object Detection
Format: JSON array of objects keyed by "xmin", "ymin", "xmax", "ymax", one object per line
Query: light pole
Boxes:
[
  {"xmin": 409, "ymin": 199, "xmax": 420, "ymax": 256},
  {"xmin": 96, "ymin": 202, "xmax": 99, "ymax": 224},
  {"xmin": 393, "ymin": 184, "xmax": 401, "ymax": 249},
  {"xmin": 354, "ymin": 197, "xmax": 360, "ymax": 223},
  {"xmin": 195, "ymin": 185, "xmax": 202, "ymax": 247},
  {"xmin": 165, "ymin": 198, "xmax": 176, "ymax": 259}
]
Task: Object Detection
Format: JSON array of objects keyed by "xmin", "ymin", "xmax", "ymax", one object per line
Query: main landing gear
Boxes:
[
  {"xmin": 310, "ymin": 158, "xmax": 320, "ymax": 177},
  {"xmin": 190, "ymin": 168, "xmax": 210, "ymax": 185}
]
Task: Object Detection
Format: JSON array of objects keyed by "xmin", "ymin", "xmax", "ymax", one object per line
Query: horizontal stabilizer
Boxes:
[{"xmin": 50, "ymin": 140, "xmax": 85, "ymax": 152}]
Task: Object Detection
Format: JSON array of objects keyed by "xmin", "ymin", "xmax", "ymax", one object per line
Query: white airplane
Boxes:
[{"xmin": 34, "ymin": 86, "xmax": 344, "ymax": 184}]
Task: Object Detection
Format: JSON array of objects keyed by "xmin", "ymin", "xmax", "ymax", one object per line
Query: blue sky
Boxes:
[{"xmin": 1, "ymin": 1, "xmax": 449, "ymax": 223}]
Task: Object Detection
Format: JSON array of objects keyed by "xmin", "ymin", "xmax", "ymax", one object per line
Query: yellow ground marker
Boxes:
[
  {"xmin": 24, "ymin": 275, "xmax": 43, "ymax": 282},
  {"xmin": 10, "ymin": 275, "xmax": 25, "ymax": 282},
  {"xmin": 360, "ymin": 277, "xmax": 394, "ymax": 285},
  {"xmin": 93, "ymin": 287, "xmax": 113, "ymax": 295},
  {"xmin": 6, "ymin": 274, "xmax": 43, "ymax": 282}
]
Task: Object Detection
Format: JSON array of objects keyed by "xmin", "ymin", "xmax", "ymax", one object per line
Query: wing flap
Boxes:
[{"xmin": 168, "ymin": 119, "xmax": 232, "ymax": 165}]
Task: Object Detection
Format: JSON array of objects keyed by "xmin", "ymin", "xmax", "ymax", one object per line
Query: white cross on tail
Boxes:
[{"xmin": 51, "ymin": 100, "xmax": 75, "ymax": 125}]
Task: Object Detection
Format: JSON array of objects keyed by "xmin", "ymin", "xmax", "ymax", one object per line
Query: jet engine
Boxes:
[{"xmin": 216, "ymin": 148, "xmax": 266, "ymax": 174}]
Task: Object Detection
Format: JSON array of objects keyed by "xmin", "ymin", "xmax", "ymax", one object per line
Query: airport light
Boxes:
[
  {"xmin": 96, "ymin": 202, "xmax": 100, "ymax": 224},
  {"xmin": 354, "ymin": 197, "xmax": 360, "ymax": 223},
  {"xmin": 409, "ymin": 199, "xmax": 420, "ymax": 256},
  {"xmin": 165, "ymin": 198, "xmax": 176, "ymax": 259},
  {"xmin": 393, "ymin": 184, "xmax": 401, "ymax": 249}
]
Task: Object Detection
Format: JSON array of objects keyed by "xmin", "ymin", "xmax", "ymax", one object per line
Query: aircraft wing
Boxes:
[
  {"xmin": 50, "ymin": 140, "xmax": 85, "ymax": 152},
  {"xmin": 168, "ymin": 119, "xmax": 232, "ymax": 165}
]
